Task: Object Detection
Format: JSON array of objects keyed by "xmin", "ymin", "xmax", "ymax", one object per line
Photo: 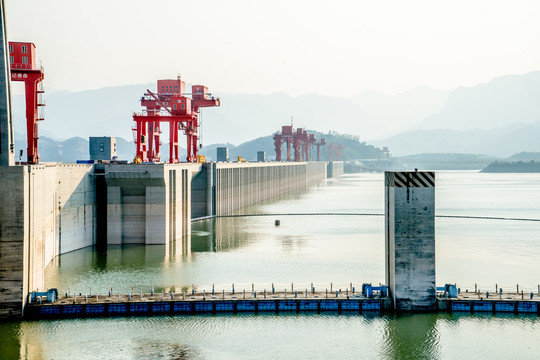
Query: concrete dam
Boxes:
[{"xmin": 0, "ymin": 161, "xmax": 343, "ymax": 319}]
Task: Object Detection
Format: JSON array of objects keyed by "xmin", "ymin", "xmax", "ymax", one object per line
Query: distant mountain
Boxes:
[
  {"xmin": 505, "ymin": 152, "xmax": 540, "ymax": 162},
  {"xmin": 372, "ymin": 122, "xmax": 540, "ymax": 157},
  {"xmin": 11, "ymin": 84, "xmax": 449, "ymax": 146},
  {"xmin": 416, "ymin": 71, "xmax": 540, "ymax": 131},
  {"xmin": 372, "ymin": 71, "xmax": 540, "ymax": 157},
  {"xmin": 38, "ymin": 84, "xmax": 151, "ymax": 141},
  {"xmin": 353, "ymin": 86, "xmax": 449, "ymax": 137},
  {"xmin": 172, "ymin": 87, "xmax": 448, "ymax": 145},
  {"xmin": 14, "ymin": 70, "xmax": 540, "ymax": 159}
]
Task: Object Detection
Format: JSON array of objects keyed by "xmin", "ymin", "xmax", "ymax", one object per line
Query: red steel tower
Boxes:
[
  {"xmin": 133, "ymin": 77, "xmax": 219, "ymax": 163},
  {"xmin": 314, "ymin": 138, "xmax": 326, "ymax": 161},
  {"xmin": 9, "ymin": 42, "xmax": 45, "ymax": 164}
]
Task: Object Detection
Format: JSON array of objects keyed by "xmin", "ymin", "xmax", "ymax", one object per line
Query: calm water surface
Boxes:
[{"xmin": 2, "ymin": 171, "xmax": 540, "ymax": 359}]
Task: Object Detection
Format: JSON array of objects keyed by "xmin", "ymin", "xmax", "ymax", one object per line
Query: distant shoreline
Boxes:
[{"xmin": 481, "ymin": 161, "xmax": 540, "ymax": 173}]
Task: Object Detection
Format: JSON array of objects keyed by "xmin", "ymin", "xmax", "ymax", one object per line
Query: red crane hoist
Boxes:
[{"xmin": 9, "ymin": 41, "xmax": 45, "ymax": 164}]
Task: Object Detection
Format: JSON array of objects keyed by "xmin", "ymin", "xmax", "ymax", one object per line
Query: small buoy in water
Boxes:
[{"xmin": 275, "ymin": 219, "xmax": 280, "ymax": 226}]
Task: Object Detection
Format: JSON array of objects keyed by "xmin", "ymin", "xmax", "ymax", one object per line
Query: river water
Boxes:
[{"xmin": 2, "ymin": 171, "xmax": 540, "ymax": 359}]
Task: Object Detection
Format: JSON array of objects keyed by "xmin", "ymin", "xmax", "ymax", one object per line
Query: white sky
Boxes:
[{"xmin": 6, "ymin": 0, "xmax": 540, "ymax": 96}]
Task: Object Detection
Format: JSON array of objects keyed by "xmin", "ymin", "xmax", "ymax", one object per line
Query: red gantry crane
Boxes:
[
  {"xmin": 133, "ymin": 77, "xmax": 220, "ymax": 163},
  {"xmin": 273, "ymin": 125, "xmax": 317, "ymax": 162},
  {"xmin": 273, "ymin": 125, "xmax": 294, "ymax": 161},
  {"xmin": 9, "ymin": 42, "xmax": 45, "ymax": 164},
  {"xmin": 327, "ymin": 142, "xmax": 344, "ymax": 161}
]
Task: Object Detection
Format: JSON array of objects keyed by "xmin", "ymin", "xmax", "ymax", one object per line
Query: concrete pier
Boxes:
[
  {"xmin": 385, "ymin": 171, "xmax": 436, "ymax": 311},
  {"xmin": 327, "ymin": 161, "xmax": 343, "ymax": 178}
]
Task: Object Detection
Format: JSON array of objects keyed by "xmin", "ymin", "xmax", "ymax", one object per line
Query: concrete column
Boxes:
[
  {"xmin": 146, "ymin": 186, "xmax": 167, "ymax": 244},
  {"xmin": 385, "ymin": 171, "xmax": 436, "ymax": 311},
  {"xmin": 207, "ymin": 163, "xmax": 215, "ymax": 216},
  {"xmin": 106, "ymin": 186, "xmax": 122, "ymax": 244},
  {"xmin": 0, "ymin": 0, "xmax": 13, "ymax": 166}
]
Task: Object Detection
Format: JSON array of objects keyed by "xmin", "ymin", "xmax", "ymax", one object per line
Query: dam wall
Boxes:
[
  {"xmin": 214, "ymin": 162, "xmax": 309, "ymax": 216},
  {"xmin": 0, "ymin": 164, "xmax": 95, "ymax": 317},
  {"xmin": 191, "ymin": 161, "xmax": 328, "ymax": 218},
  {"xmin": 307, "ymin": 161, "xmax": 328, "ymax": 185}
]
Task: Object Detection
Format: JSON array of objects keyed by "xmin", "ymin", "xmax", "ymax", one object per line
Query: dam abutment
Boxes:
[{"xmin": 0, "ymin": 164, "xmax": 96, "ymax": 317}]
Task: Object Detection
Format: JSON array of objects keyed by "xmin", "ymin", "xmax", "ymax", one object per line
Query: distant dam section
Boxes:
[{"xmin": 0, "ymin": 161, "xmax": 341, "ymax": 319}]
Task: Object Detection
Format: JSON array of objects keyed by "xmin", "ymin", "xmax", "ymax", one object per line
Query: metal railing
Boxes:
[{"xmin": 9, "ymin": 63, "xmax": 43, "ymax": 71}]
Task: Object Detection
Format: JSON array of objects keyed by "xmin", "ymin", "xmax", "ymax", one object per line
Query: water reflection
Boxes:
[
  {"xmin": 191, "ymin": 217, "xmax": 255, "ymax": 253},
  {"xmin": 0, "ymin": 322, "xmax": 21, "ymax": 359},
  {"xmin": 2, "ymin": 313, "xmax": 539, "ymax": 360},
  {"xmin": 45, "ymin": 235, "xmax": 193, "ymax": 294},
  {"xmin": 135, "ymin": 340, "xmax": 200, "ymax": 359},
  {"xmin": 53, "ymin": 242, "xmax": 189, "ymax": 271},
  {"xmin": 18, "ymin": 322, "xmax": 45, "ymax": 360},
  {"xmin": 383, "ymin": 314, "xmax": 440, "ymax": 360}
]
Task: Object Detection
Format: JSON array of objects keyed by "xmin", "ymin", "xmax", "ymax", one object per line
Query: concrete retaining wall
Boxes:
[
  {"xmin": 307, "ymin": 161, "xmax": 327, "ymax": 186},
  {"xmin": 192, "ymin": 162, "xmax": 328, "ymax": 218},
  {"xmin": 215, "ymin": 162, "xmax": 307, "ymax": 216},
  {"xmin": 0, "ymin": 164, "xmax": 95, "ymax": 318},
  {"xmin": 327, "ymin": 161, "xmax": 344, "ymax": 178}
]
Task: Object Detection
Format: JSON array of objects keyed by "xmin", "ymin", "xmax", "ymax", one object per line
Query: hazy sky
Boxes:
[{"xmin": 6, "ymin": 0, "xmax": 540, "ymax": 96}]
